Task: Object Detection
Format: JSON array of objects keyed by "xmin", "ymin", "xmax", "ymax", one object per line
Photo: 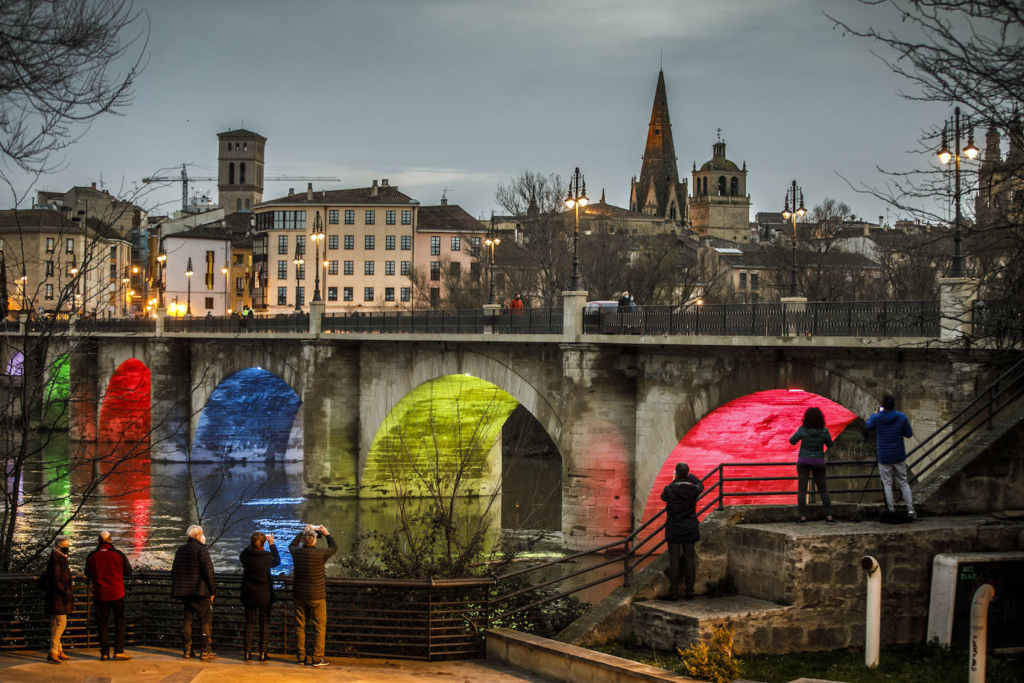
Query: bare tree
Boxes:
[{"xmin": 0, "ymin": 0, "xmax": 148, "ymax": 185}]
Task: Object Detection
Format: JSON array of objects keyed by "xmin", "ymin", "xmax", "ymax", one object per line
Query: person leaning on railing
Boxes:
[
  {"xmin": 170, "ymin": 525, "xmax": 217, "ymax": 661},
  {"xmin": 789, "ymin": 407, "xmax": 835, "ymax": 525},
  {"xmin": 36, "ymin": 535, "xmax": 73, "ymax": 664},
  {"xmin": 239, "ymin": 531, "xmax": 280, "ymax": 661},
  {"xmin": 289, "ymin": 524, "xmax": 337, "ymax": 668}
]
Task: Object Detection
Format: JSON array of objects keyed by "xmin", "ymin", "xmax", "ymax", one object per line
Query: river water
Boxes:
[{"xmin": 13, "ymin": 434, "xmax": 563, "ymax": 576}]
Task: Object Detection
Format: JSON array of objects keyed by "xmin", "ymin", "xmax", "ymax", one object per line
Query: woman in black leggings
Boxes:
[
  {"xmin": 240, "ymin": 532, "xmax": 281, "ymax": 660},
  {"xmin": 789, "ymin": 407, "xmax": 835, "ymax": 524}
]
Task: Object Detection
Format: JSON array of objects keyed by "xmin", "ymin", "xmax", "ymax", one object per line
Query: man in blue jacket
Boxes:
[
  {"xmin": 865, "ymin": 395, "xmax": 916, "ymax": 520},
  {"xmin": 659, "ymin": 462, "xmax": 704, "ymax": 601}
]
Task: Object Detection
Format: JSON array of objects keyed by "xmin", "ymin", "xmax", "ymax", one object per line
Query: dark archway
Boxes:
[
  {"xmin": 99, "ymin": 359, "xmax": 151, "ymax": 443},
  {"xmin": 193, "ymin": 368, "xmax": 302, "ymax": 462}
]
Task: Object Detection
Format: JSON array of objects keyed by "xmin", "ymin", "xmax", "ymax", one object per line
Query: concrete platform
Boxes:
[
  {"xmin": 0, "ymin": 646, "xmax": 555, "ymax": 682},
  {"xmin": 634, "ymin": 595, "xmax": 797, "ymax": 652}
]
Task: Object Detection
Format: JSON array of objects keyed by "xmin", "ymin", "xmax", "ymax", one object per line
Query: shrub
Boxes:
[{"xmin": 677, "ymin": 625, "xmax": 742, "ymax": 683}]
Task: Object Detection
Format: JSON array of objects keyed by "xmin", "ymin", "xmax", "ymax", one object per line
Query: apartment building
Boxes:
[
  {"xmin": 252, "ymin": 181, "xmax": 419, "ymax": 314},
  {"xmin": 0, "ymin": 209, "xmax": 132, "ymax": 317},
  {"xmin": 416, "ymin": 201, "xmax": 487, "ymax": 307}
]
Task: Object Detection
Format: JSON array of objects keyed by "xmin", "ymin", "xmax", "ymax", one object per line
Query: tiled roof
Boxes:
[
  {"xmin": 168, "ymin": 225, "xmax": 234, "ymax": 241},
  {"xmin": 258, "ymin": 186, "xmax": 416, "ymax": 207},
  {"xmin": 417, "ymin": 204, "xmax": 486, "ymax": 233},
  {"xmin": 218, "ymin": 128, "xmax": 266, "ymax": 140},
  {"xmin": 581, "ymin": 201, "xmax": 651, "ymax": 220}
]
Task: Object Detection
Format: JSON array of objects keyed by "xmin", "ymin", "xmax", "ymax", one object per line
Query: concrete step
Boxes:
[{"xmin": 633, "ymin": 594, "xmax": 796, "ymax": 655}]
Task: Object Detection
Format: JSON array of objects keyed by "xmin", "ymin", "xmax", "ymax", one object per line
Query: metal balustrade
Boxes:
[
  {"xmin": 166, "ymin": 314, "xmax": 310, "ymax": 334},
  {"xmin": 585, "ymin": 300, "xmax": 940, "ymax": 337},
  {"xmin": 323, "ymin": 308, "xmax": 563, "ymax": 335},
  {"xmin": 76, "ymin": 318, "xmax": 155, "ymax": 334}
]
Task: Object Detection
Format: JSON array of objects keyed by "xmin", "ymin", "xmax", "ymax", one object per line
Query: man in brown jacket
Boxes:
[
  {"xmin": 288, "ymin": 524, "xmax": 337, "ymax": 667},
  {"xmin": 39, "ymin": 535, "xmax": 73, "ymax": 664}
]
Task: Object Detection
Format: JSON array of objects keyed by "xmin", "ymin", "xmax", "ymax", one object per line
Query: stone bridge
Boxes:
[{"xmin": 0, "ymin": 293, "xmax": 988, "ymax": 549}]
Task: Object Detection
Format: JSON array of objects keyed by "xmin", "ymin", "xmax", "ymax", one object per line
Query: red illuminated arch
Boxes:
[
  {"xmin": 640, "ymin": 389, "xmax": 857, "ymax": 526},
  {"xmin": 99, "ymin": 359, "xmax": 151, "ymax": 443}
]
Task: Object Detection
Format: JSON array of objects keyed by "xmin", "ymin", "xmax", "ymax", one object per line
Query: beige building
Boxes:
[
  {"xmin": 253, "ymin": 180, "xmax": 420, "ymax": 313},
  {"xmin": 0, "ymin": 209, "xmax": 132, "ymax": 317},
  {"xmin": 416, "ymin": 200, "xmax": 487, "ymax": 307},
  {"xmin": 689, "ymin": 139, "xmax": 752, "ymax": 243}
]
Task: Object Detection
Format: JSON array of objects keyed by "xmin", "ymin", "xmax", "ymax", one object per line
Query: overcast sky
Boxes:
[{"xmin": 10, "ymin": 0, "xmax": 952, "ymax": 224}]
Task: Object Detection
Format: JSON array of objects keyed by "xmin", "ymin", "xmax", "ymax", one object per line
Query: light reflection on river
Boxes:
[{"xmin": 16, "ymin": 434, "xmax": 564, "ymax": 577}]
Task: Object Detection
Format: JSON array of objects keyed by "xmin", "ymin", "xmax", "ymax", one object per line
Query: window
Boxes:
[
  {"xmin": 44, "ymin": 284, "xmax": 53, "ymax": 300},
  {"xmin": 751, "ymin": 273, "xmax": 759, "ymax": 290},
  {"xmin": 430, "ymin": 236, "xmax": 440, "ymax": 255},
  {"xmin": 401, "ymin": 261, "xmax": 411, "ymax": 276},
  {"xmin": 470, "ymin": 262, "xmax": 480, "ymax": 280},
  {"xmin": 344, "ymin": 260, "xmax": 354, "ymax": 275},
  {"xmin": 739, "ymin": 272, "xmax": 747, "ymax": 290},
  {"xmin": 235, "ymin": 277, "xmax": 245, "ymax": 290},
  {"xmin": 109, "ymin": 245, "xmax": 116, "ymax": 259},
  {"xmin": 365, "ymin": 210, "xmax": 375, "ymax": 225},
  {"xmin": 344, "ymin": 235, "xmax": 354, "ymax": 249},
  {"xmin": 430, "ymin": 288, "xmax": 440, "ymax": 308},
  {"xmin": 328, "ymin": 260, "xmax": 339, "ymax": 275},
  {"xmin": 730, "ymin": 177, "xmax": 738, "ymax": 196},
  {"xmin": 401, "ymin": 236, "xmax": 411, "ymax": 250},
  {"xmin": 400, "ymin": 287, "xmax": 410, "ymax": 302},
  {"xmin": 45, "ymin": 237, "xmax": 54, "ymax": 253},
  {"xmin": 385, "ymin": 261, "xmax": 395, "ymax": 275},
  {"xmin": 365, "ymin": 235, "xmax": 376, "ymax": 250},
  {"xmin": 110, "ymin": 263, "xmax": 117, "ymax": 279},
  {"xmin": 364, "ymin": 287, "xmax": 374, "ymax": 302},
  {"xmin": 328, "ymin": 235, "xmax": 339, "ymax": 249},
  {"xmin": 205, "ymin": 297, "xmax": 214, "ymax": 310},
  {"xmin": 401, "ymin": 210, "xmax": 412, "ymax": 225},
  {"xmin": 68, "ymin": 239, "xmax": 76, "ymax": 254},
  {"xmin": 385, "ymin": 235, "xmax": 395, "ymax": 250},
  {"xmin": 259, "ymin": 210, "xmax": 307, "ymax": 231},
  {"xmin": 233, "ymin": 254, "xmax": 244, "ymax": 265},
  {"xmin": 386, "ymin": 210, "xmax": 395, "ymax": 225},
  {"xmin": 385, "ymin": 287, "xmax": 394, "ymax": 302},
  {"xmin": 343, "ymin": 287, "xmax": 353, "ymax": 301},
  {"xmin": 297, "ymin": 263, "xmax": 305, "ymax": 280},
  {"xmin": 430, "ymin": 261, "xmax": 441, "ymax": 281},
  {"xmin": 471, "ymin": 237, "xmax": 480, "ymax": 252},
  {"xmin": 277, "ymin": 287, "xmax": 288, "ymax": 305},
  {"xmin": 345, "ymin": 210, "xmax": 354, "ymax": 224},
  {"xmin": 328, "ymin": 287, "xmax": 338, "ymax": 301},
  {"xmin": 329, "ymin": 209, "xmax": 339, "ymax": 224},
  {"xmin": 296, "ymin": 235, "xmax": 306, "ymax": 253},
  {"xmin": 229, "ymin": 162, "xmax": 235, "ymax": 185},
  {"xmin": 243, "ymin": 142, "xmax": 247, "ymax": 151},
  {"xmin": 450, "ymin": 262, "xmax": 461, "ymax": 278},
  {"xmin": 240, "ymin": 162, "xmax": 246, "ymax": 185},
  {"xmin": 451, "ymin": 237, "xmax": 461, "ymax": 251},
  {"xmin": 364, "ymin": 261, "xmax": 374, "ymax": 275},
  {"xmin": 296, "ymin": 287, "xmax": 304, "ymax": 306},
  {"xmin": 278, "ymin": 235, "xmax": 289, "ymax": 254},
  {"xmin": 45, "ymin": 261, "xmax": 54, "ymax": 277},
  {"xmin": 278, "ymin": 261, "xmax": 288, "ymax": 279}
]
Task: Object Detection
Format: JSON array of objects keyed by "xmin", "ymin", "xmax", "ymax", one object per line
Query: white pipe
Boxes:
[
  {"xmin": 969, "ymin": 584, "xmax": 996, "ymax": 683},
  {"xmin": 861, "ymin": 555, "xmax": 881, "ymax": 669}
]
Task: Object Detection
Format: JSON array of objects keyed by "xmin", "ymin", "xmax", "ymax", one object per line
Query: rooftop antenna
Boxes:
[{"xmin": 99, "ymin": 171, "xmax": 105, "ymax": 191}]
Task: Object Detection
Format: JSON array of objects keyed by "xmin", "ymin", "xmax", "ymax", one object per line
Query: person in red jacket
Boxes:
[{"xmin": 85, "ymin": 532, "xmax": 133, "ymax": 661}]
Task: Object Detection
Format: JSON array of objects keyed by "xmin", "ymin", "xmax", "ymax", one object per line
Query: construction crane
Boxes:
[{"xmin": 143, "ymin": 164, "xmax": 341, "ymax": 211}]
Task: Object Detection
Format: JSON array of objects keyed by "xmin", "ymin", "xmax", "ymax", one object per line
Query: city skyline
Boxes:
[{"xmin": 7, "ymin": 0, "xmax": 953, "ymax": 224}]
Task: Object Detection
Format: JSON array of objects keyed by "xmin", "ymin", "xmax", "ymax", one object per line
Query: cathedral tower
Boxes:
[
  {"xmin": 690, "ymin": 137, "xmax": 751, "ymax": 242},
  {"xmin": 218, "ymin": 129, "xmax": 266, "ymax": 212},
  {"xmin": 629, "ymin": 71, "xmax": 686, "ymax": 222}
]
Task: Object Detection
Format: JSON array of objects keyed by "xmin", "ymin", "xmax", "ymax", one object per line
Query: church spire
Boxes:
[{"xmin": 632, "ymin": 70, "xmax": 682, "ymax": 219}]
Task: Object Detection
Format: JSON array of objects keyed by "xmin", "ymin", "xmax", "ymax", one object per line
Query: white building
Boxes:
[{"xmin": 161, "ymin": 226, "xmax": 232, "ymax": 316}]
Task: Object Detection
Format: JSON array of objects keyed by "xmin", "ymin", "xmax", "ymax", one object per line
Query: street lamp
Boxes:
[
  {"xmin": 564, "ymin": 167, "xmax": 588, "ymax": 291},
  {"xmin": 781, "ymin": 180, "xmax": 806, "ymax": 298},
  {"xmin": 938, "ymin": 106, "xmax": 978, "ymax": 278},
  {"xmin": 222, "ymin": 265, "xmax": 229, "ymax": 315},
  {"xmin": 293, "ymin": 243, "xmax": 304, "ymax": 313},
  {"xmin": 18, "ymin": 275, "xmax": 27, "ymax": 312},
  {"xmin": 185, "ymin": 257, "xmax": 194, "ymax": 316},
  {"xmin": 310, "ymin": 211, "xmax": 324, "ymax": 302},
  {"xmin": 485, "ymin": 217, "xmax": 501, "ymax": 305},
  {"xmin": 156, "ymin": 252, "xmax": 166, "ymax": 308}
]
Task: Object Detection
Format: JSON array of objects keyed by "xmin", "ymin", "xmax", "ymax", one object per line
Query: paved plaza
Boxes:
[{"xmin": 0, "ymin": 648, "xmax": 554, "ymax": 682}]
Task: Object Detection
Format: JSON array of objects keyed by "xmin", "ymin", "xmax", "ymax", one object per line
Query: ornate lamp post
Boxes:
[
  {"xmin": 121, "ymin": 267, "xmax": 130, "ymax": 316},
  {"xmin": 155, "ymin": 252, "xmax": 166, "ymax": 308},
  {"xmin": 485, "ymin": 216, "xmax": 501, "ymax": 306},
  {"xmin": 185, "ymin": 257, "xmax": 194, "ymax": 316},
  {"xmin": 938, "ymin": 106, "xmax": 978, "ymax": 278},
  {"xmin": 781, "ymin": 180, "xmax": 806, "ymax": 298},
  {"xmin": 293, "ymin": 243, "xmax": 304, "ymax": 313},
  {"xmin": 221, "ymin": 265, "xmax": 229, "ymax": 314},
  {"xmin": 564, "ymin": 167, "xmax": 588, "ymax": 291},
  {"xmin": 310, "ymin": 211, "xmax": 324, "ymax": 302}
]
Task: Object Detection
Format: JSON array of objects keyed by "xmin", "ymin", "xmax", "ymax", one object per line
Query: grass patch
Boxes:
[{"xmin": 589, "ymin": 639, "xmax": 1024, "ymax": 683}]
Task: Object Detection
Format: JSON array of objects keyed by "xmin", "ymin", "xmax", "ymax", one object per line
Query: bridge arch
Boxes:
[
  {"xmin": 634, "ymin": 359, "xmax": 882, "ymax": 519},
  {"xmin": 99, "ymin": 359, "xmax": 151, "ymax": 443}
]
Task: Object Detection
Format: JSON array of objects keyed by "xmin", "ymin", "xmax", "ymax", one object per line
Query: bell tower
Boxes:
[{"xmin": 217, "ymin": 129, "xmax": 266, "ymax": 212}]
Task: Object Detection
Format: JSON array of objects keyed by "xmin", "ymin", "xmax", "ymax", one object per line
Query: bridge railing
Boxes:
[
  {"xmin": 166, "ymin": 314, "xmax": 310, "ymax": 334},
  {"xmin": 322, "ymin": 308, "xmax": 563, "ymax": 335},
  {"xmin": 586, "ymin": 300, "xmax": 940, "ymax": 337},
  {"xmin": 76, "ymin": 318, "xmax": 156, "ymax": 334},
  {"xmin": 0, "ymin": 570, "xmax": 490, "ymax": 661}
]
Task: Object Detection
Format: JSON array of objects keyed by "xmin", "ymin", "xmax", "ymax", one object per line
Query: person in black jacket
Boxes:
[
  {"xmin": 39, "ymin": 535, "xmax": 73, "ymax": 664},
  {"xmin": 289, "ymin": 524, "xmax": 337, "ymax": 667},
  {"xmin": 170, "ymin": 525, "xmax": 217, "ymax": 660},
  {"xmin": 659, "ymin": 462, "xmax": 704, "ymax": 601},
  {"xmin": 239, "ymin": 531, "xmax": 280, "ymax": 661}
]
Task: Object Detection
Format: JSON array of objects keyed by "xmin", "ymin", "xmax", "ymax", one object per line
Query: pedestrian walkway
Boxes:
[{"xmin": 0, "ymin": 647, "xmax": 555, "ymax": 682}]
